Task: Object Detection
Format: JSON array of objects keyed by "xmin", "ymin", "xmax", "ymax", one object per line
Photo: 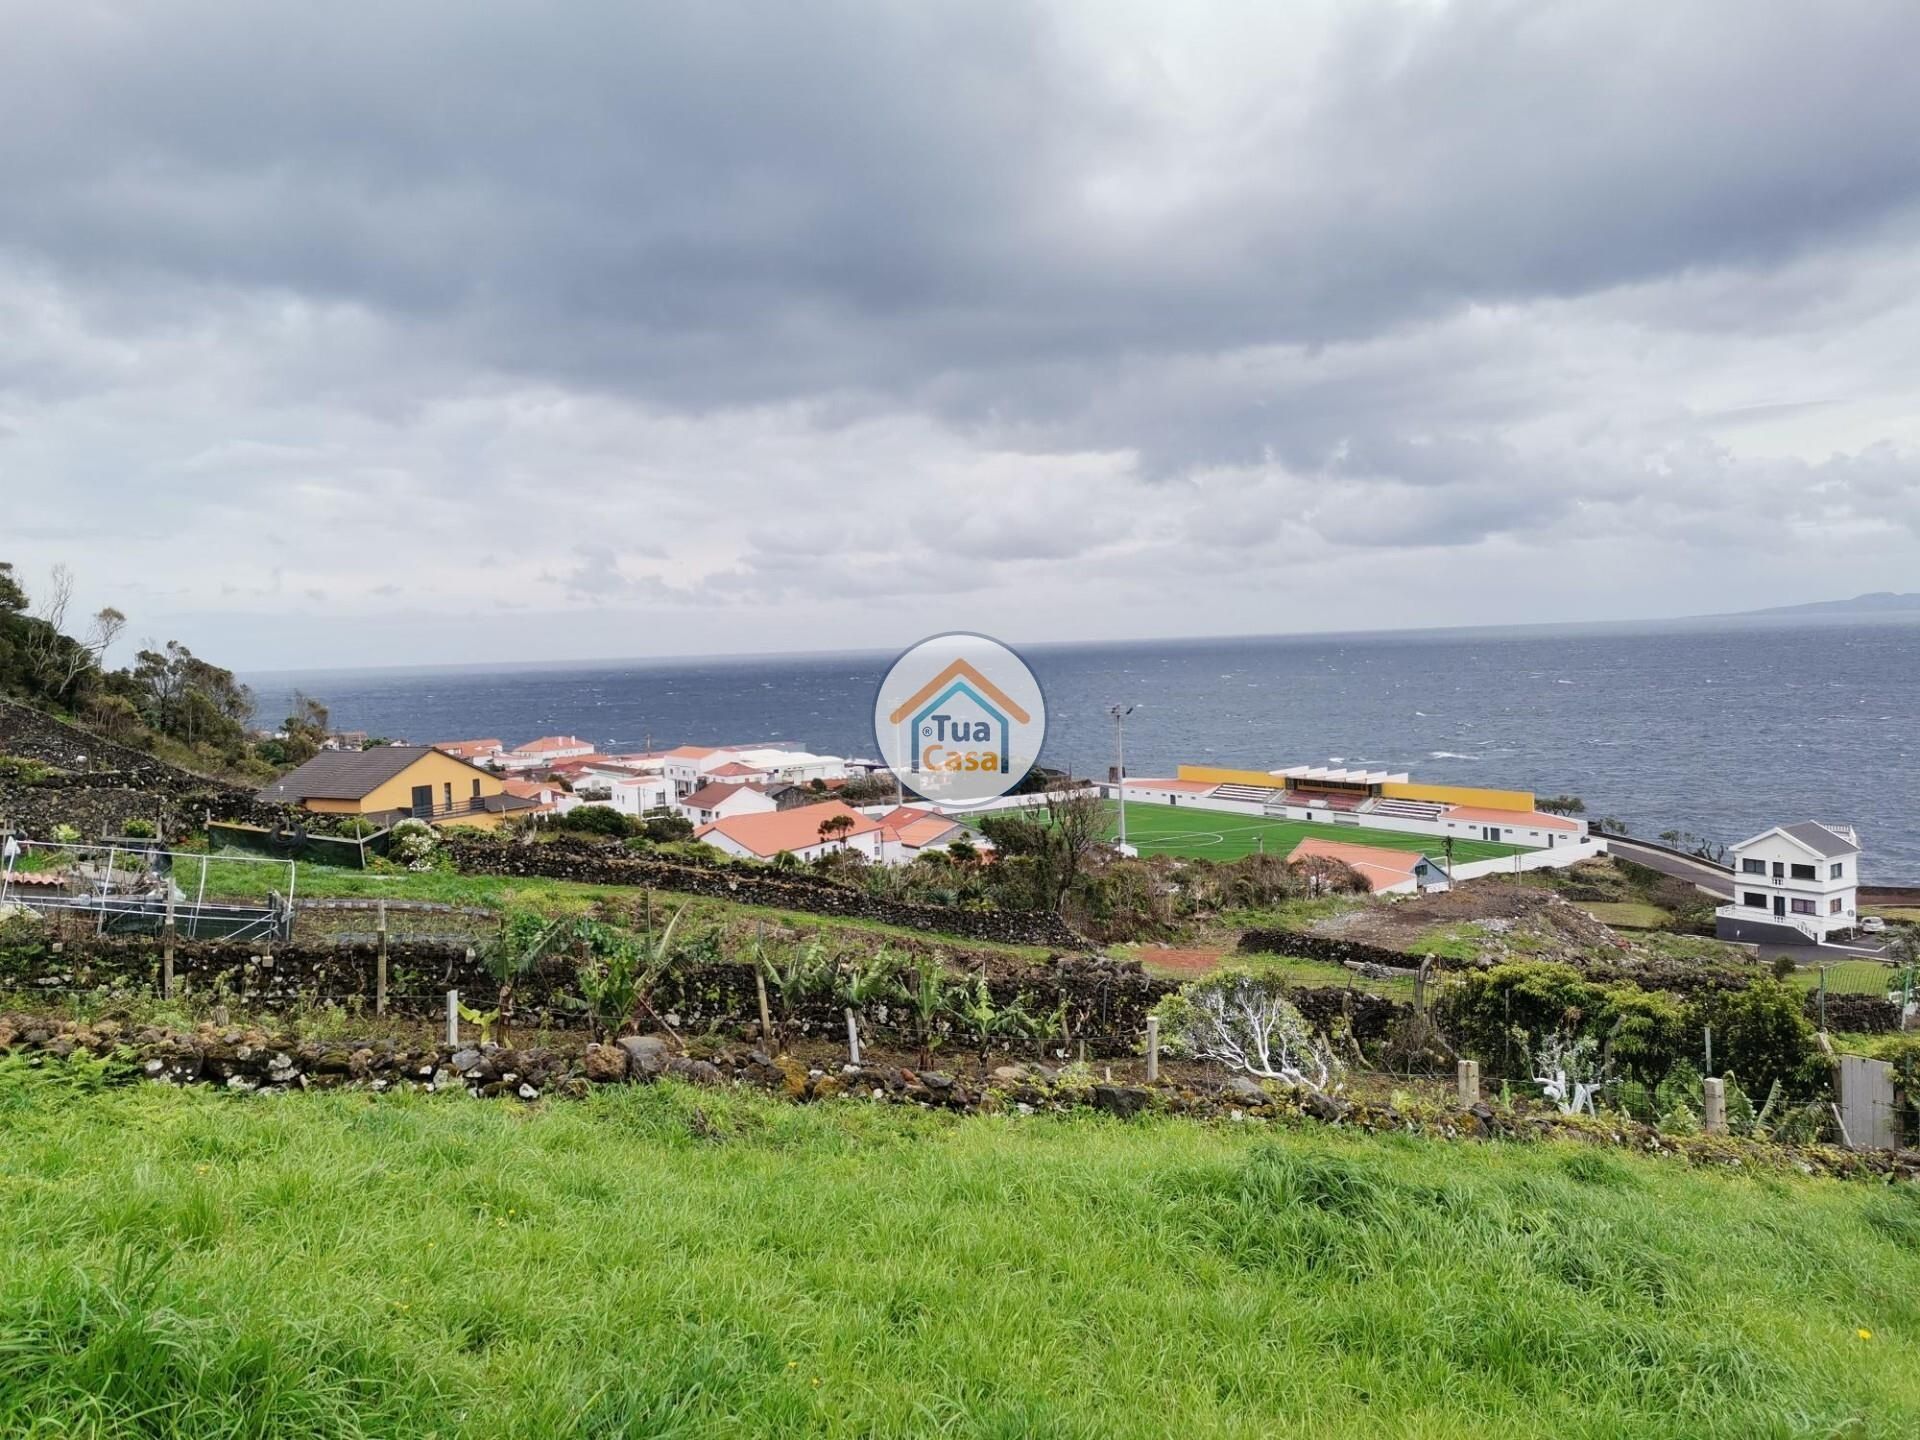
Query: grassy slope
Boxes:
[
  {"xmin": 1111, "ymin": 800, "xmax": 1524, "ymax": 863},
  {"xmin": 2, "ymin": 1069, "xmax": 1917, "ymax": 1438},
  {"xmin": 182, "ymin": 856, "xmax": 1053, "ymax": 959}
]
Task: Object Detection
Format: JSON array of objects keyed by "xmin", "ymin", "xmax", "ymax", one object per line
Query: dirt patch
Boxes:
[{"xmin": 1134, "ymin": 948, "xmax": 1226, "ymax": 978}]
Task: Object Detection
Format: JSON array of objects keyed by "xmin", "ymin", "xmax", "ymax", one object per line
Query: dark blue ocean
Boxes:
[{"xmin": 248, "ymin": 616, "xmax": 1920, "ymax": 880}]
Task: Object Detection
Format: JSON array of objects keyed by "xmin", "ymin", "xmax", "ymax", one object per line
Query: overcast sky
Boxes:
[{"xmin": 5, "ymin": 1, "xmax": 1920, "ymax": 671}]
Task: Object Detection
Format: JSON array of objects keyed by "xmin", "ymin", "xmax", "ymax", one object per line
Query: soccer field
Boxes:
[{"xmin": 1107, "ymin": 800, "xmax": 1527, "ymax": 863}]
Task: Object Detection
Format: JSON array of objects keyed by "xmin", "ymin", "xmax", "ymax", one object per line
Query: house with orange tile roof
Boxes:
[
  {"xmin": 695, "ymin": 801, "xmax": 885, "ymax": 863},
  {"xmin": 874, "ymin": 804, "xmax": 980, "ymax": 861},
  {"xmin": 498, "ymin": 735, "xmax": 596, "ymax": 770},
  {"xmin": 1286, "ymin": 838, "xmax": 1449, "ymax": 895},
  {"xmin": 432, "ymin": 738, "xmax": 504, "ymax": 764}
]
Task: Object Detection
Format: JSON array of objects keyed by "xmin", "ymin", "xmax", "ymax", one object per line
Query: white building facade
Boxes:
[{"xmin": 1716, "ymin": 822, "xmax": 1861, "ymax": 945}]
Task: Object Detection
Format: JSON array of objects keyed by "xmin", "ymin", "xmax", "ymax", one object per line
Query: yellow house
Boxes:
[{"xmin": 256, "ymin": 746, "xmax": 535, "ymax": 830}]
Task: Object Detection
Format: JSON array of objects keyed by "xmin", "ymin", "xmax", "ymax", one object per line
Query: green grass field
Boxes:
[
  {"xmin": 1110, "ymin": 800, "xmax": 1525, "ymax": 864},
  {"xmin": 2, "ymin": 1063, "xmax": 1917, "ymax": 1437}
]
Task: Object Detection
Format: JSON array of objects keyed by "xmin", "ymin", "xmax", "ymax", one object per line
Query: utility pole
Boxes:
[{"xmin": 1109, "ymin": 704, "xmax": 1135, "ymax": 851}]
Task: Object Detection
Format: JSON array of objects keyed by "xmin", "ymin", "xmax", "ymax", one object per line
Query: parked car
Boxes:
[{"xmin": 1860, "ymin": 915, "xmax": 1887, "ymax": 933}]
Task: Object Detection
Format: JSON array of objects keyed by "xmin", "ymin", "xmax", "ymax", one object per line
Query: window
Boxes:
[
  {"xmin": 1790, "ymin": 863, "xmax": 1816, "ymax": 881},
  {"xmin": 1790, "ymin": 898, "xmax": 1815, "ymax": 916},
  {"xmin": 1743, "ymin": 892, "xmax": 1767, "ymax": 909},
  {"xmin": 1829, "ymin": 898, "xmax": 1843, "ymax": 914},
  {"xmin": 1830, "ymin": 861, "xmax": 1844, "ymax": 879},
  {"xmin": 443, "ymin": 782, "xmax": 453, "ymax": 809},
  {"xmin": 472, "ymin": 779, "xmax": 482, "ymax": 799},
  {"xmin": 1741, "ymin": 858, "xmax": 1765, "ymax": 875}
]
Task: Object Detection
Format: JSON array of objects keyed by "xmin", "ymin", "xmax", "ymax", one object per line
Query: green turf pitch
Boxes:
[{"xmin": 1107, "ymin": 800, "xmax": 1527, "ymax": 862}]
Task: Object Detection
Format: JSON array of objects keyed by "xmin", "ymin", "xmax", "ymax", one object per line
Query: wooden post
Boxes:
[
  {"xmin": 375, "ymin": 899, "xmax": 389, "ymax": 1016},
  {"xmin": 1702, "ymin": 1076, "xmax": 1726, "ymax": 1136},
  {"xmin": 446, "ymin": 990, "xmax": 460, "ymax": 1046},
  {"xmin": 1145, "ymin": 1016, "xmax": 1160, "ymax": 1083},
  {"xmin": 161, "ymin": 887, "xmax": 176, "ymax": 1001},
  {"xmin": 845, "ymin": 1008, "xmax": 862, "ymax": 1066},
  {"xmin": 755, "ymin": 969, "xmax": 774, "ymax": 1048},
  {"xmin": 1457, "ymin": 1058, "xmax": 1480, "ymax": 1109}
]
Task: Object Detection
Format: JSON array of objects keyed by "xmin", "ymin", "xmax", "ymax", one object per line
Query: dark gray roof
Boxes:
[
  {"xmin": 256, "ymin": 746, "xmax": 458, "ymax": 803},
  {"xmin": 1780, "ymin": 821, "xmax": 1859, "ymax": 857}
]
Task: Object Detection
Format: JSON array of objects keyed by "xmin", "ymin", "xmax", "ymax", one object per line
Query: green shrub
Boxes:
[
  {"xmin": 119, "ymin": 817, "xmax": 157, "ymax": 838},
  {"xmin": 1697, "ymin": 980, "xmax": 1823, "ymax": 1100},
  {"xmin": 550, "ymin": 804, "xmax": 634, "ymax": 839},
  {"xmin": 1441, "ymin": 962, "xmax": 1605, "ymax": 1074}
]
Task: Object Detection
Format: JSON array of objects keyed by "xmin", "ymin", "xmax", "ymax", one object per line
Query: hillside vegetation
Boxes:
[{"xmin": 1, "ymin": 1063, "xmax": 1916, "ymax": 1438}]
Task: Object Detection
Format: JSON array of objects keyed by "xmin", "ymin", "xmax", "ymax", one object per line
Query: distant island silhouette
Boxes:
[{"xmin": 1733, "ymin": 591, "xmax": 1920, "ymax": 617}]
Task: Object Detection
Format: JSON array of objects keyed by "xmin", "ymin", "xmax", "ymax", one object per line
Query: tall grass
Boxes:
[{"xmin": 1, "ymin": 1062, "xmax": 1917, "ymax": 1436}]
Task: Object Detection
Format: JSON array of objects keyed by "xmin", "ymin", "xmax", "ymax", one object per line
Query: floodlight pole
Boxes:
[{"xmin": 1109, "ymin": 704, "xmax": 1135, "ymax": 850}]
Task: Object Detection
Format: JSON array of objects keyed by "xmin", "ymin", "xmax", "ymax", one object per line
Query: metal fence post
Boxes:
[
  {"xmin": 161, "ymin": 887, "xmax": 176, "ymax": 1000},
  {"xmin": 446, "ymin": 990, "xmax": 460, "ymax": 1047},
  {"xmin": 375, "ymin": 899, "xmax": 389, "ymax": 1016}
]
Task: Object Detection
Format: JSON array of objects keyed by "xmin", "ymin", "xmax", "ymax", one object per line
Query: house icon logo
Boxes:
[{"xmin": 873, "ymin": 633, "xmax": 1046, "ymax": 807}]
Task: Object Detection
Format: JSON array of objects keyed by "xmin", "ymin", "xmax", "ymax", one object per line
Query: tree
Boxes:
[
  {"xmin": 977, "ymin": 783, "xmax": 1107, "ymax": 914},
  {"xmin": 1154, "ymin": 971, "xmax": 1340, "ymax": 1090},
  {"xmin": 1658, "ymin": 829, "xmax": 1729, "ymax": 865},
  {"xmin": 816, "ymin": 812, "xmax": 856, "ymax": 849},
  {"xmin": 279, "ymin": 693, "xmax": 331, "ymax": 767},
  {"xmin": 1289, "ymin": 853, "xmax": 1366, "ymax": 897},
  {"xmin": 118, "ymin": 641, "xmax": 253, "ymax": 749},
  {"xmin": 1537, "ymin": 794, "xmax": 1587, "ymax": 816},
  {"xmin": 1593, "ymin": 816, "xmax": 1631, "ymax": 836}
]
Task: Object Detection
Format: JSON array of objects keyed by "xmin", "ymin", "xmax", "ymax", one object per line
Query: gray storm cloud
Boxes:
[{"xmin": 1, "ymin": 0, "xmax": 1918, "ymax": 666}]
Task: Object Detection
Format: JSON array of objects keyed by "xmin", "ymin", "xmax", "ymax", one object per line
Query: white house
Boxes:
[
  {"xmin": 678, "ymin": 780, "xmax": 783, "ymax": 826},
  {"xmin": 1716, "ymin": 822, "xmax": 1861, "ymax": 944},
  {"xmin": 603, "ymin": 774, "xmax": 673, "ymax": 817}
]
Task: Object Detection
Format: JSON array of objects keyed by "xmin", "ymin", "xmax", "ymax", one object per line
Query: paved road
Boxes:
[{"xmin": 1599, "ymin": 836, "xmax": 1734, "ymax": 899}]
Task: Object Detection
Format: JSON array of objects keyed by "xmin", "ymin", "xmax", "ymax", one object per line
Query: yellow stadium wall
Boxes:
[
  {"xmin": 1176, "ymin": 765, "xmax": 1285, "ymax": 788},
  {"xmin": 1379, "ymin": 781, "xmax": 1535, "ymax": 812},
  {"xmin": 1173, "ymin": 766, "xmax": 1536, "ymax": 812}
]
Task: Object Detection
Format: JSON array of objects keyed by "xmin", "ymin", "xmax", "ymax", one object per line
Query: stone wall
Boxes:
[
  {"xmin": 3, "ymin": 1012, "xmax": 1913, "ymax": 1178},
  {"xmin": 0, "ymin": 697, "xmax": 291, "ymax": 838},
  {"xmin": 2, "ymin": 926, "xmax": 1170, "ymax": 1055},
  {"xmin": 447, "ymin": 837, "xmax": 1088, "ymax": 950}
]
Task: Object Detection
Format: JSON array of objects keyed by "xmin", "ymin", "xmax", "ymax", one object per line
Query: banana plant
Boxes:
[
  {"xmin": 474, "ymin": 909, "xmax": 574, "ymax": 1045},
  {"xmin": 834, "ymin": 946, "xmax": 907, "ymax": 1063},
  {"xmin": 755, "ymin": 937, "xmax": 833, "ymax": 1053},
  {"xmin": 951, "ymin": 975, "xmax": 1035, "ymax": 1065},
  {"xmin": 577, "ymin": 906, "xmax": 686, "ymax": 1041},
  {"xmin": 898, "ymin": 962, "xmax": 953, "ymax": 1070}
]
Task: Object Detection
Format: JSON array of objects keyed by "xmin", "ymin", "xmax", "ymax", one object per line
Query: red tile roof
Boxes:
[
  {"xmin": 707, "ymin": 760, "xmax": 767, "ymax": 777},
  {"xmin": 695, "ymin": 801, "xmax": 880, "ymax": 858},
  {"xmin": 1444, "ymin": 805, "xmax": 1579, "ymax": 832},
  {"xmin": 666, "ymin": 745, "xmax": 719, "ymax": 759},
  {"xmin": 1287, "ymin": 838, "xmax": 1423, "ymax": 893},
  {"xmin": 431, "ymin": 738, "xmax": 503, "ymax": 759},
  {"xmin": 513, "ymin": 735, "xmax": 591, "ymax": 754},
  {"xmin": 682, "ymin": 781, "xmax": 772, "ymax": 812}
]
